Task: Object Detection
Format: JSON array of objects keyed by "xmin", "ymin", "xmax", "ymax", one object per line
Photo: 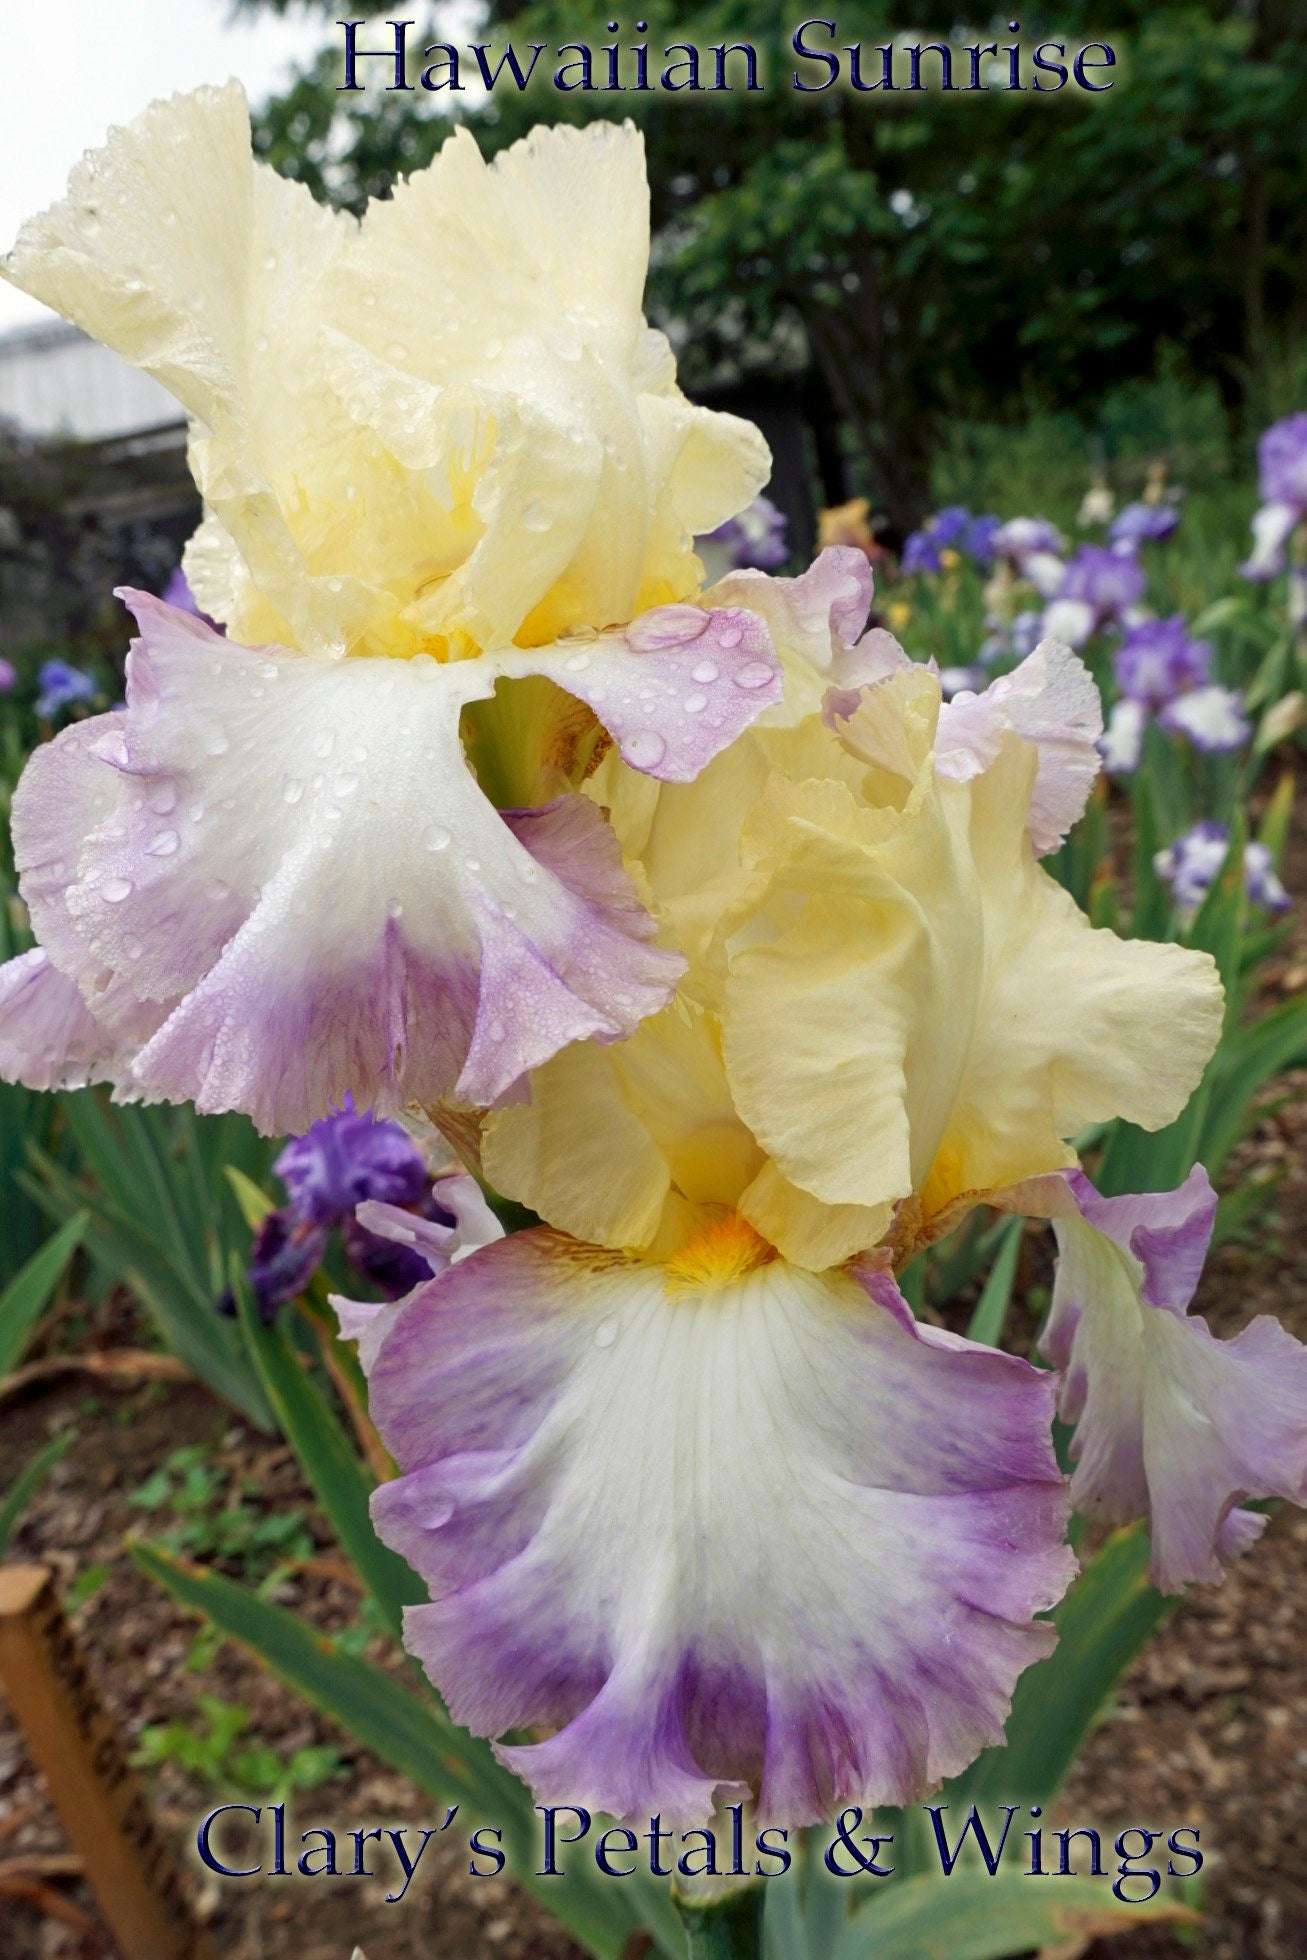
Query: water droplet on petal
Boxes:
[
  {"xmin": 734, "ymin": 662, "xmax": 777, "ymax": 690},
  {"xmin": 683, "ymin": 693, "xmax": 708, "ymax": 714},
  {"xmin": 692, "ymin": 661, "xmax": 719, "ymax": 685},
  {"xmin": 464, "ymin": 855, "xmax": 481, "ymax": 872},
  {"xmin": 424, "ymin": 825, "xmax": 451, "ymax": 852},
  {"xmin": 207, "ymin": 732, "xmax": 229, "ymax": 756},
  {"xmin": 124, "ymin": 934, "xmax": 143, "ymax": 961},
  {"xmin": 147, "ymin": 830, "xmax": 180, "ymax": 858},
  {"xmin": 487, "ymin": 1019, "xmax": 506, "ymax": 1043},
  {"xmin": 594, "ymin": 1316, "xmax": 619, "ymax": 1349},
  {"xmin": 717, "ymin": 625, "xmax": 744, "ymax": 650},
  {"xmin": 283, "ymin": 778, "xmax": 305, "ymax": 806},
  {"xmin": 334, "ymin": 774, "xmax": 360, "ymax": 797},
  {"xmin": 101, "ymin": 877, "xmax": 133, "ymax": 903},
  {"xmin": 624, "ymin": 730, "xmax": 667, "ymax": 770},
  {"xmin": 485, "ymin": 337, "xmax": 502, "ymax": 359},
  {"xmin": 424, "ymin": 1495, "xmax": 455, "ymax": 1528},
  {"xmin": 313, "ymin": 731, "xmax": 336, "ymax": 759},
  {"xmin": 564, "ymin": 651, "xmax": 591, "ymax": 673},
  {"xmin": 147, "ymin": 781, "xmax": 177, "ymax": 815},
  {"xmin": 258, "ymin": 660, "xmax": 279, "ymax": 681},
  {"xmin": 522, "ymin": 502, "xmax": 552, "ymax": 533}
]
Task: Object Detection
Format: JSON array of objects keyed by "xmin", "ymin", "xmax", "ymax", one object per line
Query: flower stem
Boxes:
[{"xmin": 673, "ymin": 1884, "xmax": 766, "ymax": 1960}]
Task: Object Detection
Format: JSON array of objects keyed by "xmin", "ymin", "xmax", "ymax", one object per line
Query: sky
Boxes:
[{"xmin": 0, "ymin": 0, "xmax": 332, "ymax": 332}]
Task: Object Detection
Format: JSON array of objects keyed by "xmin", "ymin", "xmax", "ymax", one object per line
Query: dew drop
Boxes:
[
  {"xmin": 692, "ymin": 660, "xmax": 719, "ymax": 685},
  {"xmin": 624, "ymin": 730, "xmax": 667, "ymax": 770},
  {"xmin": 487, "ymin": 1019, "xmax": 506, "ymax": 1043},
  {"xmin": 147, "ymin": 781, "xmax": 177, "ymax": 815},
  {"xmin": 124, "ymin": 935, "xmax": 143, "ymax": 962},
  {"xmin": 464, "ymin": 855, "xmax": 481, "ymax": 872},
  {"xmin": 683, "ymin": 693, "xmax": 708, "ymax": 714},
  {"xmin": 389, "ymin": 901, "xmax": 404, "ymax": 920},
  {"xmin": 283, "ymin": 778, "xmax": 305, "ymax": 806},
  {"xmin": 207, "ymin": 879, "xmax": 229, "ymax": 903},
  {"xmin": 717, "ymin": 625, "xmax": 744, "ymax": 650},
  {"xmin": 147, "ymin": 830, "xmax": 180, "ymax": 858},
  {"xmin": 734, "ymin": 662, "xmax": 777, "ymax": 690},
  {"xmin": 258, "ymin": 660, "xmax": 279, "ymax": 682},
  {"xmin": 485, "ymin": 337, "xmax": 502, "ymax": 359},
  {"xmin": 206, "ymin": 731, "xmax": 229, "ymax": 756},
  {"xmin": 327, "ymin": 578, "xmax": 343, "ymax": 595},
  {"xmin": 564, "ymin": 651, "xmax": 591, "ymax": 673},
  {"xmin": 424, "ymin": 1495, "xmax": 455, "ymax": 1529},
  {"xmin": 424, "ymin": 825, "xmax": 451, "ymax": 852},
  {"xmin": 313, "ymin": 730, "xmax": 336, "ymax": 758},
  {"xmin": 101, "ymin": 877, "xmax": 133, "ymax": 903},
  {"xmin": 594, "ymin": 1317, "xmax": 619, "ymax": 1349},
  {"xmin": 262, "ymin": 252, "xmax": 277, "ymax": 273},
  {"xmin": 522, "ymin": 502, "xmax": 552, "ymax": 533}
]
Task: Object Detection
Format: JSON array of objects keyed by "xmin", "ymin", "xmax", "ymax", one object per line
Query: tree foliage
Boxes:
[{"xmin": 241, "ymin": 0, "xmax": 1307, "ymax": 520}]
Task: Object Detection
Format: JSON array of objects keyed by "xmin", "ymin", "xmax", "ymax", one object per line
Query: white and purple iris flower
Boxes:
[
  {"xmin": 1155, "ymin": 821, "xmax": 1291, "ymax": 920},
  {"xmin": 5, "ymin": 86, "xmax": 1307, "ymax": 1837},
  {"xmin": 1041, "ymin": 545, "xmax": 1146, "ymax": 650},
  {"xmin": 0, "ymin": 87, "xmax": 783, "ymax": 1132},
  {"xmin": 1242, "ymin": 412, "xmax": 1307, "ymax": 580},
  {"xmin": 1100, "ymin": 616, "xmax": 1250, "ymax": 774}
]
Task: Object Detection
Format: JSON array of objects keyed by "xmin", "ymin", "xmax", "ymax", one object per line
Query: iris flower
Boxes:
[
  {"xmin": 1242, "ymin": 413, "xmax": 1307, "ymax": 580},
  {"xmin": 6, "ymin": 91, "xmax": 1307, "ymax": 1838},
  {"xmin": 349, "ymin": 615, "xmax": 1299, "ymax": 1830},
  {"xmin": 0, "ymin": 86, "xmax": 782, "ymax": 1128}
]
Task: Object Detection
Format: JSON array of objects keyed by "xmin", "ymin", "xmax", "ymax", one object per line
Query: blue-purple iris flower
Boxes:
[
  {"xmin": 0, "ymin": 657, "xmax": 15, "ymax": 695},
  {"xmin": 1100, "ymin": 614, "xmax": 1248, "ymax": 774},
  {"xmin": 902, "ymin": 505, "xmax": 1001, "ymax": 574},
  {"xmin": 1040, "ymin": 546, "xmax": 1146, "ymax": 652},
  {"xmin": 1156, "ymin": 822, "xmax": 1290, "ymax": 918},
  {"xmin": 1243, "ymin": 413, "xmax": 1307, "ymax": 580},
  {"xmin": 1113, "ymin": 615, "xmax": 1212, "ymax": 708},
  {"xmin": 245, "ymin": 1098, "xmax": 443, "ymax": 1318},
  {"xmin": 34, "ymin": 659, "xmax": 96, "ymax": 720},
  {"xmin": 1109, "ymin": 501, "xmax": 1180, "ymax": 553},
  {"xmin": 702, "ymin": 494, "xmax": 788, "ymax": 571}
]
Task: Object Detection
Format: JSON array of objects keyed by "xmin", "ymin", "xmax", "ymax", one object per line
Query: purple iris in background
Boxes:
[
  {"xmin": 902, "ymin": 505, "xmax": 1001, "ymax": 574},
  {"xmin": 0, "ymin": 657, "xmax": 15, "ymax": 694},
  {"xmin": 34, "ymin": 659, "xmax": 97, "ymax": 720},
  {"xmin": 1109, "ymin": 501, "xmax": 1180, "ymax": 553},
  {"xmin": 1243, "ymin": 413, "xmax": 1307, "ymax": 579},
  {"xmin": 1114, "ymin": 615, "xmax": 1212, "ymax": 708},
  {"xmin": 1042, "ymin": 545, "xmax": 1146, "ymax": 648},
  {"xmin": 702, "ymin": 494, "xmax": 788, "ymax": 571},
  {"xmin": 244, "ymin": 1098, "xmax": 443, "ymax": 1319},
  {"xmin": 1101, "ymin": 614, "xmax": 1248, "ymax": 773},
  {"xmin": 1156, "ymin": 822, "xmax": 1290, "ymax": 918}
]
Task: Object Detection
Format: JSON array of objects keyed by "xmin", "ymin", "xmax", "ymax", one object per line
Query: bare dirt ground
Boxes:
[{"xmin": 0, "ymin": 813, "xmax": 1304, "ymax": 1960}]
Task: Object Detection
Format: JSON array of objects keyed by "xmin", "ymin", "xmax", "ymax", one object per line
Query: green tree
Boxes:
[{"xmin": 239, "ymin": 1, "xmax": 1307, "ymax": 522}]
